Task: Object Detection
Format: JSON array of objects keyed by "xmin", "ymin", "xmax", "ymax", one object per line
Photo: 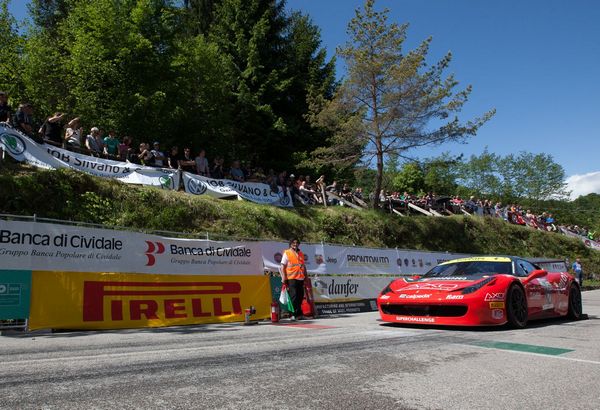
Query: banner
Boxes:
[
  {"xmin": 182, "ymin": 172, "xmax": 293, "ymax": 207},
  {"xmin": 29, "ymin": 271, "xmax": 271, "ymax": 330},
  {"xmin": 0, "ymin": 125, "xmax": 179, "ymax": 189},
  {"xmin": 261, "ymin": 241, "xmax": 468, "ymax": 275},
  {"xmin": 0, "ymin": 220, "xmax": 263, "ymax": 275},
  {"xmin": 560, "ymin": 227, "xmax": 600, "ymax": 251},
  {"xmin": 311, "ymin": 276, "xmax": 392, "ymax": 303},
  {"xmin": 0, "ymin": 270, "xmax": 31, "ymax": 320}
]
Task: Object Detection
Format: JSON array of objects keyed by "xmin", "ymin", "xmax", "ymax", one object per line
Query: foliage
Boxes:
[
  {"xmin": 0, "ymin": 0, "xmax": 24, "ymax": 97},
  {"xmin": 308, "ymin": 0, "xmax": 495, "ymax": 206}
]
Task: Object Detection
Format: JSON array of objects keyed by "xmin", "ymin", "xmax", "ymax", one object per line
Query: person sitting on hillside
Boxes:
[
  {"xmin": 545, "ymin": 213, "xmax": 557, "ymax": 231},
  {"xmin": 118, "ymin": 136, "xmax": 133, "ymax": 161},
  {"xmin": 138, "ymin": 142, "xmax": 154, "ymax": 166},
  {"xmin": 211, "ymin": 157, "xmax": 225, "ymax": 179},
  {"xmin": 464, "ymin": 196, "xmax": 477, "ymax": 213},
  {"xmin": 167, "ymin": 146, "xmax": 181, "ymax": 169},
  {"xmin": 150, "ymin": 141, "xmax": 166, "ymax": 168},
  {"xmin": 229, "ymin": 160, "xmax": 245, "ymax": 182},
  {"xmin": 195, "ymin": 149, "xmax": 210, "ymax": 176}
]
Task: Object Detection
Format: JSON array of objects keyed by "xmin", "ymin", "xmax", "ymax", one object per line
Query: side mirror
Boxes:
[{"xmin": 523, "ymin": 269, "xmax": 547, "ymax": 284}]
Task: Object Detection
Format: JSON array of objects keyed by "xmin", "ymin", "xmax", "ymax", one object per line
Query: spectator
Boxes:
[
  {"xmin": 13, "ymin": 103, "xmax": 35, "ymax": 138},
  {"xmin": 0, "ymin": 91, "xmax": 11, "ymax": 123},
  {"xmin": 118, "ymin": 136, "xmax": 133, "ymax": 161},
  {"xmin": 179, "ymin": 147, "xmax": 196, "ymax": 174},
  {"xmin": 138, "ymin": 142, "xmax": 154, "ymax": 166},
  {"xmin": 167, "ymin": 146, "xmax": 180, "ymax": 169},
  {"xmin": 85, "ymin": 127, "xmax": 103, "ymax": 156},
  {"xmin": 64, "ymin": 117, "xmax": 83, "ymax": 150},
  {"xmin": 230, "ymin": 160, "xmax": 245, "ymax": 182},
  {"xmin": 195, "ymin": 149, "xmax": 210, "ymax": 176},
  {"xmin": 150, "ymin": 141, "xmax": 166, "ymax": 168},
  {"xmin": 39, "ymin": 112, "xmax": 66, "ymax": 147},
  {"xmin": 211, "ymin": 157, "xmax": 224, "ymax": 179},
  {"xmin": 572, "ymin": 258, "xmax": 584, "ymax": 286},
  {"xmin": 103, "ymin": 130, "xmax": 120, "ymax": 158}
]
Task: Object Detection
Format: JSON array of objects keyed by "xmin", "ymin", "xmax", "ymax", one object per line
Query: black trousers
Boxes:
[{"xmin": 287, "ymin": 279, "xmax": 305, "ymax": 317}]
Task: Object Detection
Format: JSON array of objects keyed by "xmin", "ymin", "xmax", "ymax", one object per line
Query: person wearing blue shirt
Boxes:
[{"xmin": 572, "ymin": 258, "xmax": 584, "ymax": 286}]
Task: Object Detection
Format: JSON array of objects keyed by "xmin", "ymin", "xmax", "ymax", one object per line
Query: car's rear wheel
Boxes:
[
  {"xmin": 506, "ymin": 284, "xmax": 528, "ymax": 328},
  {"xmin": 567, "ymin": 284, "xmax": 583, "ymax": 320}
]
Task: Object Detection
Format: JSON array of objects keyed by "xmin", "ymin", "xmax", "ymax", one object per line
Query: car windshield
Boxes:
[{"xmin": 423, "ymin": 261, "xmax": 512, "ymax": 278}]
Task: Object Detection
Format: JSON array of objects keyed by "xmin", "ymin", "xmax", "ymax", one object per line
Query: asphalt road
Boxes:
[{"xmin": 2, "ymin": 291, "xmax": 600, "ymax": 410}]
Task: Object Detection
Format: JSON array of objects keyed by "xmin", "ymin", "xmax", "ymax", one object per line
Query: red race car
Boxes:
[{"xmin": 377, "ymin": 256, "xmax": 583, "ymax": 328}]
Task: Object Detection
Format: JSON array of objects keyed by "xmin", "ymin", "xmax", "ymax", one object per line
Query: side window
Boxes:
[
  {"xmin": 517, "ymin": 260, "xmax": 537, "ymax": 277},
  {"xmin": 514, "ymin": 261, "xmax": 527, "ymax": 277}
]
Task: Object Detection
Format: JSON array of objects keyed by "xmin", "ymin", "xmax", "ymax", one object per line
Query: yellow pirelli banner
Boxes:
[{"xmin": 29, "ymin": 271, "xmax": 271, "ymax": 330}]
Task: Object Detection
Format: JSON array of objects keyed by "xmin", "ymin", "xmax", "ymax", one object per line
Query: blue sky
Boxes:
[{"xmin": 8, "ymin": 1, "xmax": 600, "ymax": 195}]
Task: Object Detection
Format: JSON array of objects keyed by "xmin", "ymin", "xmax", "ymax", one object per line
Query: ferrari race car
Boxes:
[{"xmin": 377, "ymin": 256, "xmax": 583, "ymax": 328}]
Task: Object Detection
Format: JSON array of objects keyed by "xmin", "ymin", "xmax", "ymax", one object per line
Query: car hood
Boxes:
[{"xmin": 388, "ymin": 276, "xmax": 495, "ymax": 295}]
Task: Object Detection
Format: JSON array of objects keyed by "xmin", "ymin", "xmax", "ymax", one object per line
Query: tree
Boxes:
[
  {"xmin": 509, "ymin": 152, "xmax": 570, "ymax": 201},
  {"xmin": 0, "ymin": 0, "xmax": 24, "ymax": 98},
  {"xmin": 309, "ymin": 0, "xmax": 495, "ymax": 207}
]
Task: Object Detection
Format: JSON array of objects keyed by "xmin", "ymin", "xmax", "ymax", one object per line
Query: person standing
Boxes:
[
  {"xmin": 39, "ymin": 112, "xmax": 66, "ymax": 147},
  {"xmin": 280, "ymin": 238, "xmax": 307, "ymax": 321},
  {"xmin": 572, "ymin": 258, "xmax": 584, "ymax": 286}
]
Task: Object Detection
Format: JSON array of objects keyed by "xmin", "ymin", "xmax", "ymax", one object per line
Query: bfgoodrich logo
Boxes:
[
  {"xmin": 187, "ymin": 178, "xmax": 207, "ymax": 195},
  {"xmin": 145, "ymin": 241, "xmax": 165, "ymax": 266},
  {"xmin": 0, "ymin": 132, "xmax": 26, "ymax": 155}
]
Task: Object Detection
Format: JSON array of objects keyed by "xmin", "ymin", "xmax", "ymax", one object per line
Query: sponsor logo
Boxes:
[
  {"xmin": 395, "ymin": 316, "xmax": 435, "ymax": 323},
  {"xmin": 324, "ymin": 279, "xmax": 359, "ymax": 298},
  {"xmin": 558, "ymin": 273, "xmax": 569, "ymax": 289},
  {"xmin": 0, "ymin": 284, "xmax": 7, "ymax": 294},
  {"xmin": 274, "ymin": 252, "xmax": 282, "ymax": 264},
  {"xmin": 314, "ymin": 254, "xmax": 324, "ymax": 265},
  {"xmin": 542, "ymin": 303, "xmax": 554, "ymax": 310},
  {"xmin": 82, "ymin": 281, "xmax": 242, "ymax": 322},
  {"xmin": 380, "ymin": 294, "xmax": 390, "ymax": 300},
  {"xmin": 484, "ymin": 292, "xmax": 504, "ymax": 301},
  {"xmin": 425, "ymin": 277, "xmax": 467, "ymax": 281},
  {"xmin": 489, "ymin": 301, "xmax": 505, "ymax": 309},
  {"xmin": 187, "ymin": 178, "xmax": 208, "ymax": 195},
  {"xmin": 491, "ymin": 309, "xmax": 504, "ymax": 320},
  {"xmin": 446, "ymin": 294, "xmax": 464, "ymax": 300},
  {"xmin": 404, "ymin": 283, "xmax": 459, "ymax": 291},
  {"xmin": 279, "ymin": 195, "xmax": 291, "ymax": 206},
  {"xmin": 145, "ymin": 241, "xmax": 165, "ymax": 266},
  {"xmin": 159, "ymin": 176, "xmax": 173, "ymax": 190},
  {"xmin": 326, "ymin": 257, "xmax": 337, "ymax": 264},
  {"xmin": 399, "ymin": 293, "xmax": 432, "ymax": 299},
  {"xmin": 0, "ymin": 229, "xmax": 123, "ymax": 250},
  {"xmin": 346, "ymin": 254, "xmax": 390, "ymax": 266},
  {"xmin": 0, "ymin": 132, "xmax": 26, "ymax": 155}
]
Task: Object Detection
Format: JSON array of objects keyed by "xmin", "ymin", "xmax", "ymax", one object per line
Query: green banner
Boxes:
[{"xmin": 0, "ymin": 270, "xmax": 32, "ymax": 320}]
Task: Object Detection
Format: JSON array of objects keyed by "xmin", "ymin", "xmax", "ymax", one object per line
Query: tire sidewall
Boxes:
[{"xmin": 507, "ymin": 284, "xmax": 528, "ymax": 328}]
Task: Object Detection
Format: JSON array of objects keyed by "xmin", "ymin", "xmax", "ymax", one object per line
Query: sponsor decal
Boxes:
[
  {"xmin": 314, "ymin": 254, "xmax": 324, "ymax": 265},
  {"xmin": 159, "ymin": 176, "xmax": 173, "ymax": 190},
  {"xmin": 424, "ymin": 277, "xmax": 467, "ymax": 281},
  {"xmin": 542, "ymin": 303, "xmax": 554, "ymax": 310},
  {"xmin": 558, "ymin": 301, "xmax": 568, "ymax": 309},
  {"xmin": 446, "ymin": 294, "xmax": 464, "ymax": 300},
  {"xmin": 404, "ymin": 283, "xmax": 459, "ymax": 291},
  {"xmin": 144, "ymin": 241, "xmax": 165, "ymax": 266},
  {"xmin": 491, "ymin": 309, "xmax": 504, "ymax": 320},
  {"xmin": 395, "ymin": 316, "xmax": 435, "ymax": 323},
  {"xmin": 484, "ymin": 292, "xmax": 505, "ymax": 301},
  {"xmin": 558, "ymin": 273, "xmax": 569, "ymax": 289},
  {"xmin": 346, "ymin": 254, "xmax": 390, "ymax": 267},
  {"xmin": 82, "ymin": 280, "xmax": 243, "ymax": 322},
  {"xmin": 489, "ymin": 301, "xmax": 505, "ymax": 309},
  {"xmin": 0, "ymin": 132, "xmax": 26, "ymax": 155},
  {"xmin": 380, "ymin": 294, "xmax": 390, "ymax": 300},
  {"xmin": 322, "ymin": 279, "xmax": 359, "ymax": 298},
  {"xmin": 399, "ymin": 293, "xmax": 432, "ymax": 299},
  {"xmin": 279, "ymin": 195, "xmax": 291, "ymax": 206}
]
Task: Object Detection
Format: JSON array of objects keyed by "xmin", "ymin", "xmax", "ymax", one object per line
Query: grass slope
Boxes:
[{"xmin": 1, "ymin": 164, "xmax": 598, "ymax": 276}]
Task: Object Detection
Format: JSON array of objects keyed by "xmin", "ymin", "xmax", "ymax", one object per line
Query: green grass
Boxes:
[{"xmin": 1, "ymin": 163, "xmax": 599, "ymax": 277}]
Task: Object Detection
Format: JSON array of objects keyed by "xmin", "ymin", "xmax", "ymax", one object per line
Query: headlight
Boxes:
[{"xmin": 461, "ymin": 277, "xmax": 496, "ymax": 294}]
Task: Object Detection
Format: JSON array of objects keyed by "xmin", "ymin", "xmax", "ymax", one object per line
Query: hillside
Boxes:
[{"xmin": 1, "ymin": 163, "xmax": 599, "ymax": 276}]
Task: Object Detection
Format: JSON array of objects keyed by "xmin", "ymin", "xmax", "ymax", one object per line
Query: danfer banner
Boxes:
[
  {"xmin": 0, "ymin": 124, "xmax": 179, "ymax": 189},
  {"xmin": 0, "ymin": 270, "xmax": 32, "ymax": 320},
  {"xmin": 29, "ymin": 271, "xmax": 271, "ymax": 330}
]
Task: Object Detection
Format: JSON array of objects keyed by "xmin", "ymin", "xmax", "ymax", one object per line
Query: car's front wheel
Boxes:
[
  {"xmin": 506, "ymin": 284, "xmax": 528, "ymax": 328},
  {"xmin": 567, "ymin": 284, "xmax": 583, "ymax": 320}
]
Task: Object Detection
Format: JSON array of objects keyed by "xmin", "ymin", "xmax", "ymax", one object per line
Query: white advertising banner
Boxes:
[
  {"xmin": 311, "ymin": 276, "xmax": 393, "ymax": 303},
  {"xmin": 262, "ymin": 241, "xmax": 468, "ymax": 275},
  {"xmin": 0, "ymin": 220, "xmax": 263, "ymax": 275},
  {"xmin": 182, "ymin": 172, "xmax": 294, "ymax": 207},
  {"xmin": 560, "ymin": 227, "xmax": 600, "ymax": 251},
  {"xmin": 0, "ymin": 125, "xmax": 179, "ymax": 189}
]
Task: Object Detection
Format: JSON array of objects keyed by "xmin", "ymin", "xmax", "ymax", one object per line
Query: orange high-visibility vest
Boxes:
[{"xmin": 284, "ymin": 249, "xmax": 306, "ymax": 280}]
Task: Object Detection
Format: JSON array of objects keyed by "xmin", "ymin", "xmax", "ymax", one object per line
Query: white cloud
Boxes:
[{"xmin": 566, "ymin": 171, "xmax": 600, "ymax": 199}]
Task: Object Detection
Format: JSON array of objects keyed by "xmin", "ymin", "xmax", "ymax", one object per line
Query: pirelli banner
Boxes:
[
  {"xmin": 0, "ymin": 125, "xmax": 180, "ymax": 189},
  {"xmin": 29, "ymin": 271, "xmax": 271, "ymax": 330},
  {"xmin": 0, "ymin": 220, "xmax": 262, "ymax": 275},
  {"xmin": 261, "ymin": 241, "xmax": 468, "ymax": 275}
]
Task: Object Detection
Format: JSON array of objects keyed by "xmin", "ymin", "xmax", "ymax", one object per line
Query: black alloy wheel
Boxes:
[{"xmin": 506, "ymin": 284, "xmax": 528, "ymax": 328}]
